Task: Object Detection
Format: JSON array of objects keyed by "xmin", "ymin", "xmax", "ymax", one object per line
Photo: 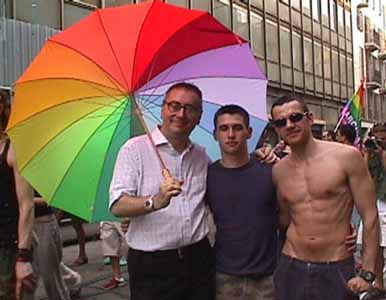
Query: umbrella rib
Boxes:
[
  {"xmin": 96, "ymin": 10, "xmax": 131, "ymax": 92},
  {"xmin": 43, "ymin": 39, "xmax": 127, "ymax": 93},
  {"xmin": 131, "ymin": 0, "xmax": 158, "ymax": 91},
  {"xmin": 48, "ymin": 100, "xmax": 128, "ymax": 206}
]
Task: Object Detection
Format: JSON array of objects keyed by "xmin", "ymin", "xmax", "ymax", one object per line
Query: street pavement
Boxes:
[{"xmin": 35, "ymin": 224, "xmax": 130, "ymax": 300}]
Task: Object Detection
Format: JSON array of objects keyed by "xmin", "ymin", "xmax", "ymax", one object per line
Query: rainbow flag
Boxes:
[{"xmin": 336, "ymin": 80, "xmax": 366, "ymax": 143}]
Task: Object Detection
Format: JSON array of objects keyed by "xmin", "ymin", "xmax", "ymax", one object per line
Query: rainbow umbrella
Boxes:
[{"xmin": 7, "ymin": 1, "xmax": 267, "ymax": 222}]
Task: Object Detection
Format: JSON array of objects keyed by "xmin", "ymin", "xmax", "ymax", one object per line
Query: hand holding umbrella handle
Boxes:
[{"xmin": 162, "ymin": 169, "xmax": 173, "ymax": 180}]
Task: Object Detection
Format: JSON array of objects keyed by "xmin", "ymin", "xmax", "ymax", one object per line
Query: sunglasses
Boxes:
[{"xmin": 272, "ymin": 112, "xmax": 309, "ymax": 128}]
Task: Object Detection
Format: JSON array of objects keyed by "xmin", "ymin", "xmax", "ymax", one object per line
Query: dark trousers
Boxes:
[
  {"xmin": 127, "ymin": 237, "xmax": 215, "ymax": 300},
  {"xmin": 274, "ymin": 254, "xmax": 359, "ymax": 300}
]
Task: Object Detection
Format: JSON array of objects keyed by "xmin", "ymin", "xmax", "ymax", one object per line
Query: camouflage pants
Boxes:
[
  {"xmin": 215, "ymin": 272, "xmax": 274, "ymax": 300},
  {"xmin": 0, "ymin": 245, "xmax": 35, "ymax": 300}
]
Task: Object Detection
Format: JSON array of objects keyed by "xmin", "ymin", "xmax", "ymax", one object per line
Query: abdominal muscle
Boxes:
[{"xmin": 282, "ymin": 197, "xmax": 353, "ymax": 262}]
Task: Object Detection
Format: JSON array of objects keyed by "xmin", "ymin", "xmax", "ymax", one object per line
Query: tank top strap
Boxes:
[{"xmin": 1, "ymin": 138, "xmax": 10, "ymax": 161}]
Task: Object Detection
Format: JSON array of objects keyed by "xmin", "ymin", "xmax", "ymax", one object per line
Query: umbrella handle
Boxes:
[{"xmin": 162, "ymin": 168, "xmax": 172, "ymax": 180}]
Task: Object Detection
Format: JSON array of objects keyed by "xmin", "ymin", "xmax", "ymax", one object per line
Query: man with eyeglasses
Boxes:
[
  {"xmin": 271, "ymin": 95, "xmax": 380, "ymax": 300},
  {"xmin": 109, "ymin": 82, "xmax": 214, "ymax": 300}
]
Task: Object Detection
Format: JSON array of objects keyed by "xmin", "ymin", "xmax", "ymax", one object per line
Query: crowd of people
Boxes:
[{"xmin": 1, "ymin": 83, "xmax": 385, "ymax": 300}]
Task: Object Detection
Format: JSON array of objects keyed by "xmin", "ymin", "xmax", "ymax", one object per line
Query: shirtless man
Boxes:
[{"xmin": 271, "ymin": 95, "xmax": 380, "ymax": 300}]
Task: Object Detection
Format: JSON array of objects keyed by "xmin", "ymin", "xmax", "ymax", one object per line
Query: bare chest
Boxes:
[{"xmin": 278, "ymin": 160, "xmax": 348, "ymax": 204}]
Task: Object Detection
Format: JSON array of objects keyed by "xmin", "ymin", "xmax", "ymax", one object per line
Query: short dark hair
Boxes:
[
  {"xmin": 164, "ymin": 82, "xmax": 203, "ymax": 103},
  {"xmin": 0, "ymin": 90, "xmax": 10, "ymax": 131},
  {"xmin": 338, "ymin": 124, "xmax": 356, "ymax": 145},
  {"xmin": 271, "ymin": 94, "xmax": 309, "ymax": 118},
  {"xmin": 214, "ymin": 104, "xmax": 250, "ymax": 129}
]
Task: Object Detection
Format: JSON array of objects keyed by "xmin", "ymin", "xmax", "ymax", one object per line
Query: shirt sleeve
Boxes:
[{"xmin": 109, "ymin": 140, "xmax": 140, "ymax": 210}]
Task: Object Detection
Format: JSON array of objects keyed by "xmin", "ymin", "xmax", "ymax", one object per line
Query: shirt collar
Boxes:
[{"xmin": 151, "ymin": 126, "xmax": 194, "ymax": 152}]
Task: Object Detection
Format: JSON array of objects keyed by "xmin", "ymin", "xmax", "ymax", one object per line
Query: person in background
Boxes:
[
  {"xmin": 33, "ymin": 192, "xmax": 82, "ymax": 300},
  {"xmin": 100, "ymin": 221, "xmax": 128, "ymax": 290},
  {"xmin": 322, "ymin": 129, "xmax": 336, "ymax": 142},
  {"xmin": 336, "ymin": 124, "xmax": 356, "ymax": 146},
  {"xmin": 358, "ymin": 123, "xmax": 386, "ymax": 300},
  {"xmin": 0, "ymin": 90, "xmax": 36, "ymax": 300}
]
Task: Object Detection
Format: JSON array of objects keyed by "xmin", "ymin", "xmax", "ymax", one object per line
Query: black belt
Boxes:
[{"xmin": 130, "ymin": 237, "xmax": 210, "ymax": 260}]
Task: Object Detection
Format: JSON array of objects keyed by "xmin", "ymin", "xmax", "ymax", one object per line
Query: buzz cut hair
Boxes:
[
  {"xmin": 214, "ymin": 104, "xmax": 250, "ymax": 129},
  {"xmin": 271, "ymin": 94, "xmax": 309, "ymax": 118}
]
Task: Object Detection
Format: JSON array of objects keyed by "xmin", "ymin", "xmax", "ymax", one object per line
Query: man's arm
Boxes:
[
  {"xmin": 346, "ymin": 148, "xmax": 379, "ymax": 273},
  {"xmin": 273, "ymin": 163, "xmax": 290, "ymax": 229},
  {"xmin": 8, "ymin": 143, "xmax": 36, "ymax": 299},
  {"xmin": 111, "ymin": 175, "xmax": 182, "ymax": 217}
]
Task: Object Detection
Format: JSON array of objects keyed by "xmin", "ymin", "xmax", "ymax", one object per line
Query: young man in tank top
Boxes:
[
  {"xmin": 271, "ymin": 95, "xmax": 379, "ymax": 300},
  {"xmin": 0, "ymin": 90, "xmax": 36, "ymax": 300}
]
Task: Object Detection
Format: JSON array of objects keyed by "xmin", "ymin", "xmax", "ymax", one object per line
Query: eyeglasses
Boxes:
[
  {"xmin": 165, "ymin": 101, "xmax": 201, "ymax": 115},
  {"xmin": 272, "ymin": 112, "xmax": 308, "ymax": 128}
]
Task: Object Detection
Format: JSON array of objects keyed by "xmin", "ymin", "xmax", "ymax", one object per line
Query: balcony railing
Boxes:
[
  {"xmin": 379, "ymin": 30, "xmax": 386, "ymax": 60},
  {"xmin": 379, "ymin": 80, "xmax": 386, "ymax": 95},
  {"xmin": 357, "ymin": 0, "xmax": 369, "ymax": 9},
  {"xmin": 365, "ymin": 17, "xmax": 380, "ymax": 52}
]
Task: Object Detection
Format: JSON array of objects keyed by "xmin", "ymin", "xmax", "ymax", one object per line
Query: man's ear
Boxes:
[
  {"xmin": 213, "ymin": 129, "xmax": 218, "ymax": 141},
  {"xmin": 247, "ymin": 127, "xmax": 253, "ymax": 139},
  {"xmin": 306, "ymin": 112, "xmax": 314, "ymax": 124}
]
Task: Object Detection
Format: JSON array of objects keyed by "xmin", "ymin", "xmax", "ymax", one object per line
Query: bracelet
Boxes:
[{"xmin": 16, "ymin": 248, "xmax": 33, "ymax": 263}]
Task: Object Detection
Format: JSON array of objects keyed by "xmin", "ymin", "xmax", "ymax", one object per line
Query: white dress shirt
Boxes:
[{"xmin": 109, "ymin": 127, "xmax": 210, "ymax": 251}]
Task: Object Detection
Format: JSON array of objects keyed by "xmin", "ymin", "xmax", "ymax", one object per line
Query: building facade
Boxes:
[
  {"xmin": 1, "ymin": 0, "xmax": 356, "ymax": 133},
  {"xmin": 352, "ymin": 0, "xmax": 386, "ymax": 129}
]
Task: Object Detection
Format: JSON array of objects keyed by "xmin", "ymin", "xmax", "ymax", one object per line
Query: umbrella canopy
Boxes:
[{"xmin": 7, "ymin": 0, "xmax": 267, "ymax": 222}]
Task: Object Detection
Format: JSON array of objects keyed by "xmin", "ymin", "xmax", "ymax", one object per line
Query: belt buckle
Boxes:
[{"xmin": 177, "ymin": 248, "xmax": 184, "ymax": 259}]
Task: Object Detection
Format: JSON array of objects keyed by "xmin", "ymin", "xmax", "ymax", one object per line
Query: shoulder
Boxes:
[
  {"xmin": 192, "ymin": 142, "xmax": 211, "ymax": 164},
  {"xmin": 327, "ymin": 141, "xmax": 362, "ymax": 161},
  {"xmin": 272, "ymin": 155, "xmax": 290, "ymax": 183}
]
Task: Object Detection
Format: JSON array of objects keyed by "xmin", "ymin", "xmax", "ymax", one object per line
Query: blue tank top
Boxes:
[{"xmin": 0, "ymin": 138, "xmax": 19, "ymax": 242}]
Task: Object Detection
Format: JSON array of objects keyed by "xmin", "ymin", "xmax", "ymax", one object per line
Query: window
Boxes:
[
  {"xmin": 347, "ymin": 58, "xmax": 353, "ymax": 87},
  {"xmin": 304, "ymin": 37, "xmax": 313, "ymax": 73},
  {"xmin": 339, "ymin": 54, "xmax": 347, "ymax": 84},
  {"xmin": 303, "ymin": 0, "xmax": 311, "ymax": 16},
  {"xmin": 15, "ymin": 0, "xmax": 61, "ymax": 29},
  {"xmin": 104, "ymin": 0, "xmax": 133, "ymax": 6},
  {"xmin": 251, "ymin": 12, "xmax": 265, "ymax": 59},
  {"xmin": 167, "ymin": 0, "xmax": 188, "ymax": 8},
  {"xmin": 251, "ymin": 0, "xmax": 263, "ymax": 10},
  {"xmin": 321, "ymin": 0, "xmax": 328, "ymax": 25},
  {"xmin": 314, "ymin": 41, "xmax": 322, "ymax": 76},
  {"xmin": 330, "ymin": 0, "xmax": 337, "ymax": 31},
  {"xmin": 266, "ymin": 20, "xmax": 279, "ymax": 62},
  {"xmin": 323, "ymin": 46, "xmax": 331, "ymax": 79},
  {"xmin": 292, "ymin": 32, "xmax": 303, "ymax": 70},
  {"xmin": 345, "ymin": 10, "xmax": 351, "ymax": 38},
  {"xmin": 280, "ymin": 26, "xmax": 291, "ymax": 67},
  {"xmin": 63, "ymin": 2, "xmax": 94, "ymax": 29},
  {"xmin": 337, "ymin": 4, "xmax": 344, "ymax": 34},
  {"xmin": 291, "ymin": 0, "xmax": 300, "ymax": 11},
  {"xmin": 233, "ymin": 4, "xmax": 248, "ymax": 41},
  {"xmin": 191, "ymin": 0, "xmax": 211, "ymax": 12},
  {"xmin": 332, "ymin": 49, "xmax": 339, "ymax": 82},
  {"xmin": 213, "ymin": 0, "xmax": 231, "ymax": 28},
  {"xmin": 312, "ymin": 0, "xmax": 321, "ymax": 22}
]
